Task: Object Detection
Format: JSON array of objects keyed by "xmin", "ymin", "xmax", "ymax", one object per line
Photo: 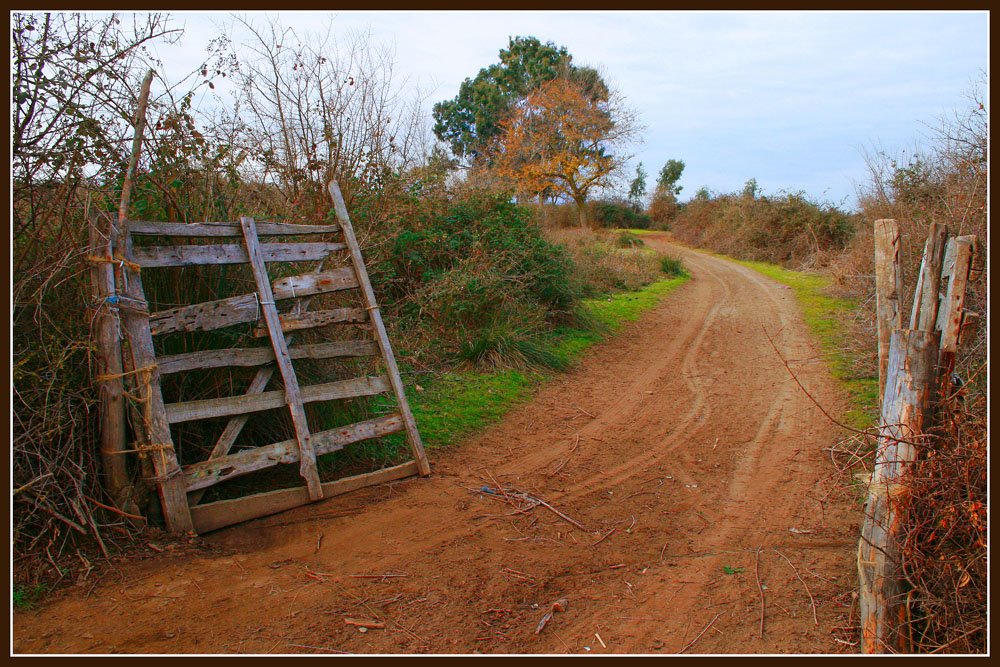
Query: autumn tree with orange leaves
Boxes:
[{"xmin": 492, "ymin": 77, "xmax": 641, "ymax": 225}]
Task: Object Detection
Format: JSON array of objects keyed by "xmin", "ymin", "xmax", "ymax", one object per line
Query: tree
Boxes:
[
  {"xmin": 216, "ymin": 15, "xmax": 431, "ymax": 217},
  {"xmin": 656, "ymin": 159, "xmax": 685, "ymax": 196},
  {"xmin": 492, "ymin": 77, "xmax": 640, "ymax": 225},
  {"xmin": 432, "ymin": 36, "xmax": 608, "ymax": 162},
  {"xmin": 12, "ymin": 12, "xmax": 180, "ymax": 238},
  {"xmin": 628, "ymin": 162, "xmax": 647, "ymax": 212},
  {"xmin": 742, "ymin": 177, "xmax": 760, "ymax": 199}
]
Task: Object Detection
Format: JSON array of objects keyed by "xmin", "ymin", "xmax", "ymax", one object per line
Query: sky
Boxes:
[{"xmin": 153, "ymin": 10, "xmax": 988, "ymax": 210}]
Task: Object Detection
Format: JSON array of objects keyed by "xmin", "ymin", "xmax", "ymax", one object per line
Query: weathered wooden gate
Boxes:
[{"xmin": 95, "ymin": 181, "xmax": 429, "ymax": 534}]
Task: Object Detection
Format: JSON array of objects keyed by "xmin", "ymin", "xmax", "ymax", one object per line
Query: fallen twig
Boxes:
[
  {"xmin": 349, "ymin": 573, "xmax": 407, "ymax": 579},
  {"xmin": 773, "ymin": 548, "xmax": 818, "ymax": 626},
  {"xmin": 344, "ymin": 617, "xmax": 385, "ymax": 629},
  {"xmin": 519, "ymin": 492, "xmax": 588, "ymax": 532},
  {"xmin": 83, "ymin": 494, "xmax": 146, "ymax": 522},
  {"xmin": 678, "ymin": 612, "xmax": 723, "ymax": 653},
  {"xmin": 549, "ymin": 433, "xmax": 581, "ymax": 476},
  {"xmin": 762, "ymin": 325, "xmax": 925, "ymax": 447},
  {"xmin": 592, "ymin": 527, "xmax": 617, "ymax": 546},
  {"xmin": 13, "ymin": 472, "xmax": 53, "ymax": 497},
  {"xmin": 574, "ymin": 406, "xmax": 596, "ymax": 418},
  {"xmin": 595, "ymin": 632, "xmax": 607, "ymax": 649}
]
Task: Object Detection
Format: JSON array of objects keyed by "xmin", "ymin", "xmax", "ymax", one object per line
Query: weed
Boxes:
[
  {"xmin": 659, "ymin": 255, "xmax": 685, "ymax": 277},
  {"xmin": 13, "ymin": 583, "xmax": 46, "ymax": 610}
]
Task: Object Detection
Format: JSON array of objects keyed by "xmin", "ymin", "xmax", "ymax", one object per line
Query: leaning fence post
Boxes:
[{"xmin": 873, "ymin": 219, "xmax": 902, "ymax": 405}]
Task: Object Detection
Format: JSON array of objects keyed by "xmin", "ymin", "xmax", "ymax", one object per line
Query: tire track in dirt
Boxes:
[{"xmin": 14, "ymin": 235, "xmax": 860, "ymax": 655}]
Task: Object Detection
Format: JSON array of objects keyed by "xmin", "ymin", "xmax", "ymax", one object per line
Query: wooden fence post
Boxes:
[
  {"xmin": 858, "ymin": 329, "xmax": 939, "ymax": 653},
  {"xmin": 89, "ymin": 215, "xmax": 134, "ymax": 513},
  {"xmin": 89, "ymin": 69, "xmax": 154, "ymax": 515},
  {"xmin": 873, "ymin": 219, "xmax": 902, "ymax": 405},
  {"xmin": 908, "ymin": 222, "xmax": 947, "ymax": 332}
]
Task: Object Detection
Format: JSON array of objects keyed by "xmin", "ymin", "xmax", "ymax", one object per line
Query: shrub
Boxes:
[
  {"xmin": 669, "ymin": 190, "xmax": 857, "ymax": 269},
  {"xmin": 615, "ymin": 231, "xmax": 644, "ymax": 248},
  {"xmin": 588, "ymin": 198, "xmax": 652, "ymax": 229},
  {"xmin": 659, "ymin": 255, "xmax": 685, "ymax": 277}
]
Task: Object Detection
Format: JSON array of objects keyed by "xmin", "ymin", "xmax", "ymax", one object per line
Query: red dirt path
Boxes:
[{"xmin": 13, "ymin": 235, "xmax": 861, "ymax": 654}]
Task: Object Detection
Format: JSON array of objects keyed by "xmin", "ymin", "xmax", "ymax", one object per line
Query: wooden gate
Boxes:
[{"xmin": 95, "ymin": 181, "xmax": 429, "ymax": 533}]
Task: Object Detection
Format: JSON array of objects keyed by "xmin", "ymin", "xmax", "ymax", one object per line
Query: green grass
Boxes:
[
  {"xmin": 727, "ymin": 257, "xmax": 878, "ymax": 429},
  {"xmin": 579, "ymin": 274, "xmax": 689, "ymax": 331},
  {"xmin": 406, "ymin": 369, "xmax": 538, "ymax": 449}
]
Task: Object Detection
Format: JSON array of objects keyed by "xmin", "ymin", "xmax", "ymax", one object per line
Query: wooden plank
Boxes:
[
  {"xmin": 183, "ymin": 414, "xmax": 405, "ymax": 491},
  {"xmin": 873, "ymin": 219, "xmax": 903, "ymax": 406},
  {"xmin": 119, "ymin": 230, "xmax": 194, "ymax": 533},
  {"xmin": 240, "ymin": 216, "xmax": 322, "ymax": 500},
  {"xmin": 132, "ymin": 241, "xmax": 346, "ymax": 268},
  {"xmin": 128, "ymin": 220, "xmax": 340, "ymax": 237},
  {"xmin": 159, "ymin": 340, "xmax": 377, "ymax": 375},
  {"xmin": 934, "ymin": 236, "xmax": 974, "ymax": 396},
  {"xmin": 252, "ymin": 308, "xmax": 368, "ymax": 336},
  {"xmin": 934, "ymin": 236, "xmax": 974, "ymax": 356},
  {"xmin": 329, "ymin": 181, "xmax": 431, "ymax": 477},
  {"xmin": 149, "ymin": 268, "xmax": 359, "ymax": 336},
  {"xmin": 150, "ymin": 293, "xmax": 258, "ymax": 336},
  {"xmin": 858, "ymin": 329, "xmax": 939, "ymax": 653},
  {"xmin": 908, "ymin": 222, "xmax": 947, "ymax": 332},
  {"xmin": 165, "ymin": 376, "xmax": 390, "ymax": 424},
  {"xmin": 190, "ymin": 461, "xmax": 419, "ymax": 533},
  {"xmin": 272, "ymin": 267, "xmax": 358, "ymax": 299}
]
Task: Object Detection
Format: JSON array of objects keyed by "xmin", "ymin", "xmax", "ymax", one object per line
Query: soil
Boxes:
[{"xmin": 13, "ymin": 235, "xmax": 862, "ymax": 654}]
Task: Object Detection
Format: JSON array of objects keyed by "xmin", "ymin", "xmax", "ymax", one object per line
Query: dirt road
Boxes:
[{"xmin": 14, "ymin": 235, "xmax": 861, "ymax": 654}]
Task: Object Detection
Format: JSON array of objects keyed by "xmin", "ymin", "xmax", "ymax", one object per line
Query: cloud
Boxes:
[{"xmin": 152, "ymin": 10, "xmax": 987, "ymax": 207}]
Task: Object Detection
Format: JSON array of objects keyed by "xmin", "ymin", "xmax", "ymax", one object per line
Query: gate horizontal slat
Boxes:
[
  {"xmin": 129, "ymin": 220, "xmax": 340, "ymax": 237},
  {"xmin": 190, "ymin": 461, "xmax": 420, "ymax": 533},
  {"xmin": 252, "ymin": 308, "xmax": 368, "ymax": 337},
  {"xmin": 133, "ymin": 242, "xmax": 346, "ymax": 267},
  {"xmin": 158, "ymin": 340, "xmax": 378, "ymax": 375},
  {"xmin": 149, "ymin": 268, "xmax": 360, "ymax": 336},
  {"xmin": 183, "ymin": 414, "xmax": 405, "ymax": 491},
  {"xmin": 165, "ymin": 375, "xmax": 390, "ymax": 423}
]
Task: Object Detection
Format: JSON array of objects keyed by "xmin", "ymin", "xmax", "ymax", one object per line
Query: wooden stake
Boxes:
[
  {"xmin": 873, "ymin": 219, "xmax": 902, "ymax": 405},
  {"xmin": 328, "ymin": 181, "xmax": 430, "ymax": 476},
  {"xmin": 91, "ymin": 69, "xmax": 154, "ymax": 515}
]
